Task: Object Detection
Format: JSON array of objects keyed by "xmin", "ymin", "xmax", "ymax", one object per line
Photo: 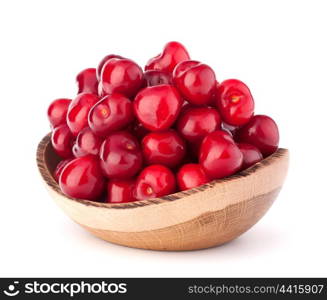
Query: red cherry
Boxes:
[
  {"xmin": 100, "ymin": 58, "xmax": 144, "ymax": 98},
  {"xmin": 76, "ymin": 68, "xmax": 98, "ymax": 95},
  {"xmin": 216, "ymin": 79, "xmax": 254, "ymax": 126},
  {"xmin": 235, "ymin": 115, "xmax": 279, "ymax": 157},
  {"xmin": 173, "ymin": 60, "xmax": 216, "ymax": 105},
  {"xmin": 51, "ymin": 124, "xmax": 74, "ymax": 158},
  {"xmin": 177, "ymin": 107, "xmax": 221, "ymax": 144},
  {"xmin": 142, "ymin": 130, "xmax": 186, "ymax": 168},
  {"xmin": 72, "ymin": 127, "xmax": 103, "ymax": 157},
  {"xmin": 88, "ymin": 94, "xmax": 134, "ymax": 137},
  {"xmin": 59, "ymin": 155, "xmax": 105, "ymax": 201},
  {"xmin": 135, "ymin": 165, "xmax": 176, "ymax": 200},
  {"xmin": 145, "ymin": 41, "xmax": 190, "ymax": 73},
  {"xmin": 106, "ymin": 179, "xmax": 137, "ymax": 203},
  {"xmin": 199, "ymin": 130, "xmax": 243, "ymax": 179},
  {"xmin": 237, "ymin": 143, "xmax": 263, "ymax": 170},
  {"xmin": 47, "ymin": 98, "xmax": 71, "ymax": 128},
  {"xmin": 96, "ymin": 54, "xmax": 124, "ymax": 79},
  {"xmin": 134, "ymin": 85, "xmax": 183, "ymax": 131},
  {"xmin": 67, "ymin": 93, "xmax": 99, "ymax": 136},
  {"xmin": 53, "ymin": 158, "xmax": 74, "ymax": 182},
  {"xmin": 100, "ymin": 131, "xmax": 142, "ymax": 179},
  {"xmin": 177, "ymin": 164, "xmax": 209, "ymax": 191},
  {"xmin": 144, "ymin": 70, "xmax": 172, "ymax": 86}
]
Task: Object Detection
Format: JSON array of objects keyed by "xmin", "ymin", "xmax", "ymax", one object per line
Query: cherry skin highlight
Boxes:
[
  {"xmin": 100, "ymin": 131, "xmax": 143, "ymax": 179},
  {"xmin": 96, "ymin": 54, "xmax": 124, "ymax": 79},
  {"xmin": 100, "ymin": 58, "xmax": 144, "ymax": 98},
  {"xmin": 199, "ymin": 130, "xmax": 243, "ymax": 179},
  {"xmin": 135, "ymin": 165, "xmax": 176, "ymax": 200},
  {"xmin": 59, "ymin": 155, "xmax": 105, "ymax": 201},
  {"xmin": 145, "ymin": 41, "xmax": 190, "ymax": 73},
  {"xmin": 88, "ymin": 93, "xmax": 134, "ymax": 137},
  {"xmin": 134, "ymin": 84, "xmax": 183, "ymax": 131},
  {"xmin": 142, "ymin": 130, "xmax": 186, "ymax": 168},
  {"xmin": 237, "ymin": 143, "xmax": 263, "ymax": 170},
  {"xmin": 173, "ymin": 60, "xmax": 217, "ymax": 105},
  {"xmin": 234, "ymin": 115, "xmax": 279, "ymax": 157},
  {"xmin": 72, "ymin": 127, "xmax": 103, "ymax": 157},
  {"xmin": 66, "ymin": 93, "xmax": 99, "ymax": 136},
  {"xmin": 53, "ymin": 158, "xmax": 74, "ymax": 182},
  {"xmin": 216, "ymin": 79, "xmax": 254, "ymax": 126},
  {"xmin": 76, "ymin": 68, "xmax": 98, "ymax": 95},
  {"xmin": 106, "ymin": 179, "xmax": 137, "ymax": 203},
  {"xmin": 51, "ymin": 124, "xmax": 74, "ymax": 158},
  {"xmin": 177, "ymin": 164, "xmax": 209, "ymax": 191},
  {"xmin": 47, "ymin": 98, "xmax": 71, "ymax": 128}
]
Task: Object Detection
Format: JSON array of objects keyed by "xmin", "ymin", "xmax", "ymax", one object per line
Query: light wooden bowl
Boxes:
[{"xmin": 37, "ymin": 133, "xmax": 289, "ymax": 251}]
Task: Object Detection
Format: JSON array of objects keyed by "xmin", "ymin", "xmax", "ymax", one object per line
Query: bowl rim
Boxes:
[{"xmin": 37, "ymin": 133, "xmax": 288, "ymax": 210}]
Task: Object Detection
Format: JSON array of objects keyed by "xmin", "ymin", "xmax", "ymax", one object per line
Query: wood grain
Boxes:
[{"xmin": 37, "ymin": 133, "xmax": 289, "ymax": 251}]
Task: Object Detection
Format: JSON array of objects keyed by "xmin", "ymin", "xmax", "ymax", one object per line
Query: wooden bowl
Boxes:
[{"xmin": 37, "ymin": 133, "xmax": 289, "ymax": 251}]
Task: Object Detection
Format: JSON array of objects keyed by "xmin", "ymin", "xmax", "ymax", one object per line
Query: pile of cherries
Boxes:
[{"xmin": 47, "ymin": 42, "xmax": 279, "ymax": 203}]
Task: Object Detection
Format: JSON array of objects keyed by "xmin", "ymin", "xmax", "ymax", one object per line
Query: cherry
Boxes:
[
  {"xmin": 100, "ymin": 131, "xmax": 142, "ymax": 179},
  {"xmin": 51, "ymin": 124, "xmax": 74, "ymax": 158},
  {"xmin": 177, "ymin": 164, "xmax": 209, "ymax": 191},
  {"xmin": 76, "ymin": 68, "xmax": 98, "ymax": 95},
  {"xmin": 144, "ymin": 70, "xmax": 172, "ymax": 86},
  {"xmin": 72, "ymin": 127, "xmax": 103, "ymax": 157},
  {"xmin": 177, "ymin": 107, "xmax": 221, "ymax": 144},
  {"xmin": 173, "ymin": 60, "xmax": 216, "ymax": 105},
  {"xmin": 59, "ymin": 155, "xmax": 105, "ymax": 201},
  {"xmin": 88, "ymin": 94, "xmax": 134, "ymax": 137},
  {"xmin": 199, "ymin": 130, "xmax": 243, "ymax": 179},
  {"xmin": 53, "ymin": 158, "xmax": 74, "ymax": 182},
  {"xmin": 106, "ymin": 179, "xmax": 137, "ymax": 203},
  {"xmin": 100, "ymin": 58, "xmax": 144, "ymax": 98},
  {"xmin": 134, "ymin": 84, "xmax": 183, "ymax": 131},
  {"xmin": 237, "ymin": 143, "xmax": 263, "ymax": 170},
  {"xmin": 216, "ymin": 79, "xmax": 254, "ymax": 126},
  {"xmin": 142, "ymin": 130, "xmax": 186, "ymax": 168},
  {"xmin": 234, "ymin": 115, "xmax": 279, "ymax": 157},
  {"xmin": 67, "ymin": 93, "xmax": 99, "ymax": 136},
  {"xmin": 135, "ymin": 165, "xmax": 176, "ymax": 200},
  {"xmin": 96, "ymin": 54, "xmax": 124, "ymax": 79},
  {"xmin": 47, "ymin": 98, "xmax": 71, "ymax": 128},
  {"xmin": 145, "ymin": 41, "xmax": 190, "ymax": 73}
]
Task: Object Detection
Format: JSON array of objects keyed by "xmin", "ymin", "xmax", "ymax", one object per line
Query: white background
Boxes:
[{"xmin": 0, "ymin": 0, "xmax": 326, "ymax": 277}]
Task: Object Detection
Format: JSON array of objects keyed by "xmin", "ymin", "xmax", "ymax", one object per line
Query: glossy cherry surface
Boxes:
[
  {"xmin": 135, "ymin": 165, "xmax": 176, "ymax": 200},
  {"xmin": 67, "ymin": 93, "xmax": 99, "ymax": 136},
  {"xmin": 199, "ymin": 130, "xmax": 243, "ymax": 179},
  {"xmin": 134, "ymin": 85, "xmax": 183, "ymax": 131},
  {"xmin": 216, "ymin": 79, "xmax": 254, "ymax": 126},
  {"xmin": 177, "ymin": 164, "xmax": 209, "ymax": 191},
  {"xmin": 144, "ymin": 70, "xmax": 172, "ymax": 86},
  {"xmin": 72, "ymin": 127, "xmax": 103, "ymax": 157},
  {"xmin": 142, "ymin": 130, "xmax": 186, "ymax": 168},
  {"xmin": 88, "ymin": 94, "xmax": 134, "ymax": 137},
  {"xmin": 173, "ymin": 60, "xmax": 216, "ymax": 105},
  {"xmin": 234, "ymin": 115, "xmax": 279, "ymax": 157},
  {"xmin": 47, "ymin": 98, "xmax": 71, "ymax": 128},
  {"xmin": 53, "ymin": 158, "xmax": 74, "ymax": 182},
  {"xmin": 59, "ymin": 155, "xmax": 105, "ymax": 201},
  {"xmin": 237, "ymin": 143, "xmax": 263, "ymax": 170},
  {"xmin": 145, "ymin": 41, "xmax": 190, "ymax": 73},
  {"xmin": 96, "ymin": 54, "xmax": 124, "ymax": 79},
  {"xmin": 76, "ymin": 68, "xmax": 98, "ymax": 95},
  {"xmin": 106, "ymin": 179, "xmax": 137, "ymax": 203},
  {"xmin": 51, "ymin": 124, "xmax": 74, "ymax": 158},
  {"xmin": 177, "ymin": 107, "xmax": 221, "ymax": 144},
  {"xmin": 100, "ymin": 131, "xmax": 142, "ymax": 179},
  {"xmin": 100, "ymin": 58, "xmax": 144, "ymax": 98}
]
